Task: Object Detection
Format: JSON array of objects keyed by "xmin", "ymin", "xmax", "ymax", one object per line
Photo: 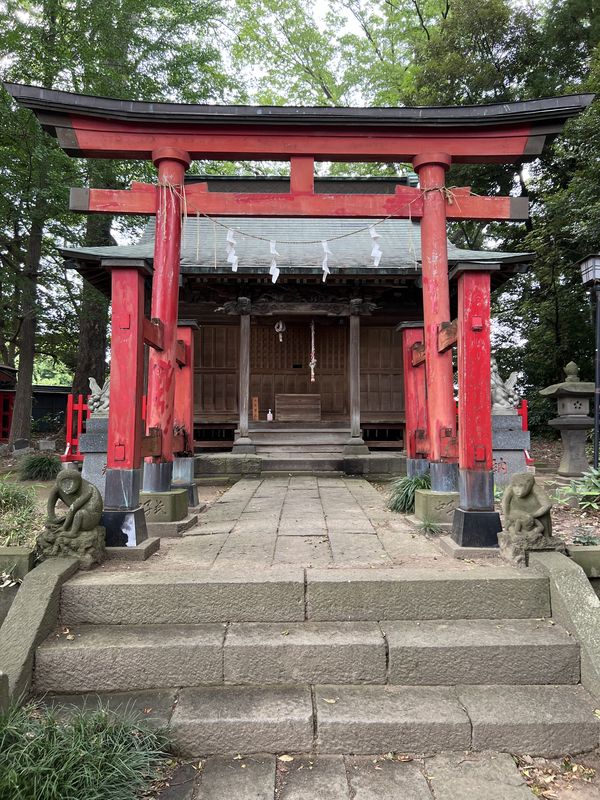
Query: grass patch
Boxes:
[
  {"xmin": 0, "ymin": 476, "xmax": 41, "ymax": 548},
  {"xmin": 0, "ymin": 700, "xmax": 171, "ymax": 800},
  {"xmin": 387, "ymin": 473, "xmax": 431, "ymax": 514},
  {"xmin": 19, "ymin": 453, "xmax": 62, "ymax": 482}
]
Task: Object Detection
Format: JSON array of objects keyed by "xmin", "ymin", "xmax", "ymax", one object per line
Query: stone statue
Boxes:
[
  {"xmin": 37, "ymin": 469, "xmax": 106, "ymax": 569},
  {"xmin": 491, "ymin": 356, "xmax": 519, "ymax": 413},
  {"xmin": 88, "ymin": 376, "xmax": 110, "ymax": 416},
  {"xmin": 498, "ymin": 472, "xmax": 565, "ymax": 564}
]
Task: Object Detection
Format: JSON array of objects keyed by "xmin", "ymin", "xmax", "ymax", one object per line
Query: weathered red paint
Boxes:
[
  {"xmin": 107, "ymin": 267, "xmax": 145, "ymax": 470},
  {"xmin": 413, "ymin": 154, "xmax": 458, "ymax": 463},
  {"xmin": 70, "ymin": 182, "xmax": 527, "ymax": 221},
  {"xmin": 457, "ymin": 271, "xmax": 493, "ymax": 471},
  {"xmin": 65, "ymin": 115, "xmax": 536, "ymax": 163},
  {"xmin": 145, "ymin": 148, "xmax": 191, "ymax": 466},
  {"xmin": 401, "ymin": 327, "xmax": 429, "ymax": 460},
  {"xmin": 174, "ymin": 325, "xmax": 195, "ymax": 453}
]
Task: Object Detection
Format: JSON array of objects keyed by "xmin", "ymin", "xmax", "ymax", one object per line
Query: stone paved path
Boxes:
[
  {"xmin": 159, "ymin": 752, "xmax": 534, "ymax": 799},
  {"xmin": 162, "ymin": 476, "xmax": 472, "ymax": 571}
]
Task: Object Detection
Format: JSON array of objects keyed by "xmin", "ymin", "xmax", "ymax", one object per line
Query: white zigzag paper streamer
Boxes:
[
  {"xmin": 269, "ymin": 240, "xmax": 280, "ymax": 283},
  {"xmin": 226, "ymin": 229, "xmax": 238, "ymax": 272},
  {"xmin": 321, "ymin": 240, "xmax": 332, "ymax": 283},
  {"xmin": 369, "ymin": 225, "xmax": 382, "ymax": 267}
]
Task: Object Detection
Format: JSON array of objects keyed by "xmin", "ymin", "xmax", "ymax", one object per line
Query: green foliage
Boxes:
[
  {"xmin": 0, "ymin": 476, "xmax": 40, "ymax": 547},
  {"xmin": 417, "ymin": 517, "xmax": 443, "ymax": 536},
  {"xmin": 557, "ymin": 467, "xmax": 600, "ymax": 511},
  {"xmin": 573, "ymin": 534, "xmax": 600, "ymax": 546},
  {"xmin": 19, "ymin": 453, "xmax": 61, "ymax": 482},
  {"xmin": 0, "ymin": 700, "xmax": 170, "ymax": 800},
  {"xmin": 388, "ymin": 473, "xmax": 431, "ymax": 514}
]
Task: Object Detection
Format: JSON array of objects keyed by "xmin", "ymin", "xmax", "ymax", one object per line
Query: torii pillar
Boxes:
[
  {"xmin": 143, "ymin": 147, "xmax": 191, "ymax": 494},
  {"xmin": 413, "ymin": 153, "xmax": 458, "ymax": 491}
]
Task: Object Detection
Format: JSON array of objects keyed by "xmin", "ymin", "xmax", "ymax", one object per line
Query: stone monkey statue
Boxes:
[
  {"xmin": 38, "ymin": 469, "xmax": 105, "ymax": 569},
  {"xmin": 498, "ymin": 472, "xmax": 564, "ymax": 564}
]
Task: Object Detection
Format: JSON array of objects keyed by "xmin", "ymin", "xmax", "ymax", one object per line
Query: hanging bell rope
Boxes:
[{"xmin": 309, "ymin": 319, "xmax": 317, "ymax": 383}]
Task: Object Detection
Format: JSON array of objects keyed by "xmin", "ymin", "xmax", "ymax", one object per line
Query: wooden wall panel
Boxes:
[
  {"xmin": 193, "ymin": 319, "xmax": 405, "ymax": 424},
  {"xmin": 194, "ymin": 325, "xmax": 238, "ymax": 421},
  {"xmin": 360, "ymin": 326, "xmax": 405, "ymax": 422}
]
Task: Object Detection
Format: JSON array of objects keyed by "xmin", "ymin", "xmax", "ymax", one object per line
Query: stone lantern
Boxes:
[{"xmin": 539, "ymin": 362, "xmax": 594, "ymax": 477}]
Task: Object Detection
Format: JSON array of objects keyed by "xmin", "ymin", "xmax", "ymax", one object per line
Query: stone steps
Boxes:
[
  {"xmin": 255, "ymin": 445, "xmax": 346, "ymax": 454},
  {"xmin": 58, "ymin": 567, "xmax": 550, "ymax": 625},
  {"xmin": 34, "ymin": 618, "xmax": 580, "ymax": 694},
  {"xmin": 39, "ymin": 683, "xmax": 600, "ymax": 758}
]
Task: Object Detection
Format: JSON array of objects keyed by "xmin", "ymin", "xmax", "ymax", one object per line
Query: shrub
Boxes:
[
  {"xmin": 557, "ymin": 467, "xmax": 600, "ymax": 511},
  {"xmin": 0, "ymin": 700, "xmax": 170, "ymax": 800},
  {"xmin": 0, "ymin": 475, "xmax": 42, "ymax": 548},
  {"xmin": 387, "ymin": 473, "xmax": 431, "ymax": 514},
  {"xmin": 19, "ymin": 452, "xmax": 62, "ymax": 481}
]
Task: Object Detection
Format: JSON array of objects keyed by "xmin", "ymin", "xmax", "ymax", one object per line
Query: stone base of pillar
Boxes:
[
  {"xmin": 232, "ymin": 436, "xmax": 256, "ymax": 454},
  {"xmin": 407, "ymin": 458, "xmax": 430, "ymax": 477},
  {"xmin": 451, "ymin": 508, "xmax": 501, "ymax": 548},
  {"xmin": 172, "ymin": 456, "xmax": 200, "ymax": 507},
  {"xmin": 458, "ymin": 469, "xmax": 494, "ymax": 511},
  {"xmin": 344, "ymin": 437, "xmax": 369, "ymax": 456},
  {"xmin": 102, "ymin": 507, "xmax": 148, "ymax": 547},
  {"xmin": 414, "ymin": 489, "xmax": 459, "ymax": 527},
  {"xmin": 429, "ymin": 461, "xmax": 459, "ymax": 492},
  {"xmin": 139, "ymin": 488, "xmax": 188, "ymax": 523},
  {"xmin": 143, "ymin": 460, "xmax": 173, "ymax": 493}
]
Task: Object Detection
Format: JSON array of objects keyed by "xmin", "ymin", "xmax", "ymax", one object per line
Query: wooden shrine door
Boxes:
[{"xmin": 250, "ymin": 320, "xmax": 348, "ymax": 420}]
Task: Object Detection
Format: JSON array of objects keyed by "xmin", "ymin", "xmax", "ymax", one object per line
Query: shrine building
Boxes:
[
  {"xmin": 5, "ymin": 84, "xmax": 593, "ymax": 548},
  {"xmin": 61, "ymin": 191, "xmax": 531, "ymax": 463}
]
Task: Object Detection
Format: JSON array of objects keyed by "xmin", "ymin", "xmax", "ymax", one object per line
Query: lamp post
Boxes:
[{"xmin": 578, "ymin": 254, "xmax": 600, "ymax": 469}]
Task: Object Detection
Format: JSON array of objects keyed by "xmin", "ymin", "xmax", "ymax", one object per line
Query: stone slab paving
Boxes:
[
  {"xmin": 153, "ymin": 752, "xmax": 535, "ymax": 798},
  {"xmin": 171, "ymin": 476, "xmax": 474, "ymax": 571}
]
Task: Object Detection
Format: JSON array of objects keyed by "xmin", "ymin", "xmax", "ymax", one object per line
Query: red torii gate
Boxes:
[{"xmin": 6, "ymin": 84, "xmax": 592, "ymax": 546}]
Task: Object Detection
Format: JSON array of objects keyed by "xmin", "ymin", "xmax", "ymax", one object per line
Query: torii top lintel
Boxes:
[{"xmin": 5, "ymin": 83, "xmax": 594, "ymax": 164}]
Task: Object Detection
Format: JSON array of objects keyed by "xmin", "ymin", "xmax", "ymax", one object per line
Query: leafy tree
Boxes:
[{"xmin": 0, "ymin": 0, "xmax": 231, "ymax": 440}]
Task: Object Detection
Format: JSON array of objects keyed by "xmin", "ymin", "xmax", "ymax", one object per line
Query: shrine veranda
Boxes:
[{"xmin": 5, "ymin": 83, "xmax": 594, "ymax": 547}]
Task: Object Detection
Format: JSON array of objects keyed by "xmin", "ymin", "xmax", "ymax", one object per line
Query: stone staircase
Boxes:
[{"xmin": 33, "ymin": 567, "xmax": 599, "ymax": 758}]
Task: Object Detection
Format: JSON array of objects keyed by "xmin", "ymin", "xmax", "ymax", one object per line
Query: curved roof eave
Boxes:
[{"xmin": 4, "ymin": 83, "xmax": 594, "ymax": 129}]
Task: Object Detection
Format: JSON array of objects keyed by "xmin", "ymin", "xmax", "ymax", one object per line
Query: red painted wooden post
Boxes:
[
  {"xmin": 102, "ymin": 262, "xmax": 149, "ymax": 546},
  {"xmin": 399, "ymin": 324, "xmax": 429, "ymax": 475},
  {"xmin": 413, "ymin": 153, "xmax": 458, "ymax": 491},
  {"xmin": 453, "ymin": 268, "xmax": 501, "ymax": 546},
  {"xmin": 174, "ymin": 325, "xmax": 195, "ymax": 454},
  {"xmin": 144, "ymin": 147, "xmax": 191, "ymax": 492},
  {"xmin": 107, "ymin": 269, "xmax": 145, "ymax": 471}
]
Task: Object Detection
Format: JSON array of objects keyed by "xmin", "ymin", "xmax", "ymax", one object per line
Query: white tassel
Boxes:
[
  {"xmin": 226, "ymin": 229, "xmax": 238, "ymax": 272},
  {"xmin": 369, "ymin": 225, "xmax": 382, "ymax": 267},
  {"xmin": 269, "ymin": 240, "xmax": 280, "ymax": 283},
  {"xmin": 321, "ymin": 240, "xmax": 332, "ymax": 283}
]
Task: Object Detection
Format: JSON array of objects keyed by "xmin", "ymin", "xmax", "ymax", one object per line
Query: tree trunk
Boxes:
[
  {"xmin": 71, "ymin": 209, "xmax": 112, "ymax": 396},
  {"xmin": 71, "ymin": 159, "xmax": 115, "ymax": 396},
  {"xmin": 8, "ymin": 209, "xmax": 44, "ymax": 444}
]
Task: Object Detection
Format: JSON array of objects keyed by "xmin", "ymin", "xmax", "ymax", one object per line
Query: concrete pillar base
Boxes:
[
  {"xmin": 429, "ymin": 461, "xmax": 459, "ymax": 492},
  {"xmin": 414, "ymin": 488, "xmax": 459, "ymax": 526},
  {"xmin": 458, "ymin": 469, "xmax": 494, "ymax": 511},
  {"xmin": 407, "ymin": 458, "xmax": 430, "ymax": 477},
  {"xmin": 451, "ymin": 508, "xmax": 501, "ymax": 548},
  {"xmin": 232, "ymin": 436, "xmax": 256, "ymax": 454},
  {"xmin": 102, "ymin": 507, "xmax": 148, "ymax": 547},
  {"xmin": 344, "ymin": 437, "xmax": 370, "ymax": 456},
  {"xmin": 143, "ymin": 460, "xmax": 173, "ymax": 493},
  {"xmin": 139, "ymin": 488, "xmax": 188, "ymax": 523}
]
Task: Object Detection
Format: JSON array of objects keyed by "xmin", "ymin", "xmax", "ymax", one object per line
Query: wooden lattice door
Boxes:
[{"xmin": 250, "ymin": 320, "xmax": 347, "ymax": 420}]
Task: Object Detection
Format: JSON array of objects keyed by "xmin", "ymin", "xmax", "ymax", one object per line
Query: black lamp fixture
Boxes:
[{"xmin": 577, "ymin": 254, "xmax": 600, "ymax": 469}]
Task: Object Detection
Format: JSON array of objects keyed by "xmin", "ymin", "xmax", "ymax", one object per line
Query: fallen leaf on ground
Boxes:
[{"xmin": 278, "ymin": 755, "xmax": 294, "ymax": 762}]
